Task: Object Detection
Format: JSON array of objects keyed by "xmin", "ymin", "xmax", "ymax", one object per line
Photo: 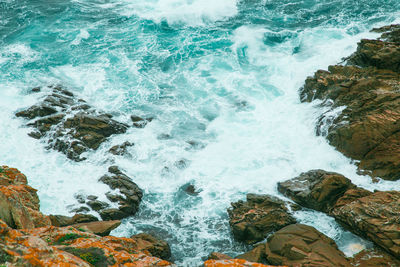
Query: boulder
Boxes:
[
  {"xmin": 108, "ymin": 141, "xmax": 134, "ymax": 156},
  {"xmin": 130, "ymin": 233, "xmax": 171, "ymax": 260},
  {"xmin": 264, "ymin": 224, "xmax": 350, "ymax": 266},
  {"xmin": 71, "ymin": 220, "xmax": 121, "ymax": 236},
  {"xmin": 0, "ymin": 166, "xmax": 50, "ymax": 229},
  {"xmin": 350, "ymin": 247, "xmax": 400, "ymax": 267},
  {"xmin": 300, "ymin": 25, "xmax": 400, "ymax": 180},
  {"xmin": 16, "ymin": 86, "xmax": 128, "ymax": 161},
  {"xmin": 228, "ymin": 194, "xmax": 297, "ymax": 244},
  {"xmin": 332, "ymin": 191, "xmax": 400, "ymax": 257},
  {"xmin": 277, "ymin": 169, "xmax": 355, "ymax": 213},
  {"xmin": 49, "ymin": 213, "xmax": 98, "ymax": 227},
  {"xmin": 235, "ymin": 244, "xmax": 266, "ymax": 264},
  {"xmin": 208, "ymin": 252, "xmax": 233, "ymax": 260},
  {"xmin": 0, "ymin": 219, "xmax": 173, "ymax": 266}
]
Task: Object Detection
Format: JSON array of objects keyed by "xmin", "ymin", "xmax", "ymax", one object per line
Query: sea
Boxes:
[{"xmin": 1, "ymin": 0, "xmax": 400, "ymax": 265}]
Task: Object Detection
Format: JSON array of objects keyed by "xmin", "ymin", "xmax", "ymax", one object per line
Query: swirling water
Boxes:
[{"xmin": 1, "ymin": 0, "xmax": 400, "ymax": 265}]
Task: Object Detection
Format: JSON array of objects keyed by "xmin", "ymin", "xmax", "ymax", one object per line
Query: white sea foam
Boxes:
[{"xmin": 116, "ymin": 0, "xmax": 238, "ymax": 25}]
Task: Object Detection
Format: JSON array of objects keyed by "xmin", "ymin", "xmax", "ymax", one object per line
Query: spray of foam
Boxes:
[{"xmin": 115, "ymin": 0, "xmax": 238, "ymax": 25}]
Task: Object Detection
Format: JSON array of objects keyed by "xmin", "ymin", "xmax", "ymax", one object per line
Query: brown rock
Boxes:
[
  {"xmin": 228, "ymin": 194, "xmax": 297, "ymax": 244},
  {"xmin": 204, "ymin": 259, "xmax": 277, "ymax": 267},
  {"xmin": 278, "ymin": 169, "xmax": 354, "ymax": 213},
  {"xmin": 300, "ymin": 25, "xmax": 400, "ymax": 181},
  {"xmin": 109, "ymin": 141, "xmax": 134, "ymax": 156},
  {"xmin": 264, "ymin": 224, "xmax": 350, "ymax": 266},
  {"xmin": 0, "ymin": 166, "xmax": 50, "ymax": 229},
  {"xmin": 72, "ymin": 220, "xmax": 121, "ymax": 236},
  {"xmin": 130, "ymin": 233, "xmax": 171, "ymax": 260},
  {"xmin": 49, "ymin": 214, "xmax": 98, "ymax": 227},
  {"xmin": 332, "ymin": 191, "xmax": 400, "ymax": 257},
  {"xmin": 235, "ymin": 244, "xmax": 266, "ymax": 263},
  {"xmin": 350, "ymin": 247, "xmax": 400, "ymax": 267},
  {"xmin": 208, "ymin": 252, "xmax": 233, "ymax": 260},
  {"xmin": 332, "ymin": 188, "xmax": 372, "ymax": 210}
]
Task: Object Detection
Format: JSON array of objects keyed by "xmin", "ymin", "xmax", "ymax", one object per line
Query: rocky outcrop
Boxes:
[
  {"xmin": 235, "ymin": 244, "xmax": 266, "ymax": 264},
  {"xmin": 0, "ymin": 219, "xmax": 173, "ymax": 266},
  {"xmin": 332, "ymin": 191, "xmax": 400, "ymax": 257},
  {"xmin": 70, "ymin": 166, "xmax": 143, "ymax": 221},
  {"xmin": 264, "ymin": 224, "xmax": 350, "ymax": 266},
  {"xmin": 300, "ymin": 25, "xmax": 400, "ymax": 180},
  {"xmin": 228, "ymin": 194, "xmax": 297, "ymax": 244},
  {"xmin": 49, "ymin": 213, "xmax": 98, "ymax": 227},
  {"xmin": 71, "ymin": 220, "xmax": 121, "ymax": 236},
  {"xmin": 278, "ymin": 169, "xmax": 354, "ymax": 213},
  {"xmin": 16, "ymin": 86, "xmax": 128, "ymax": 161},
  {"xmin": 350, "ymin": 247, "xmax": 400, "ymax": 267},
  {"xmin": 0, "ymin": 166, "xmax": 50, "ymax": 229}
]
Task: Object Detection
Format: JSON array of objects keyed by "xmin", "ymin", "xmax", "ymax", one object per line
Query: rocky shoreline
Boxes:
[{"xmin": 1, "ymin": 24, "xmax": 400, "ymax": 266}]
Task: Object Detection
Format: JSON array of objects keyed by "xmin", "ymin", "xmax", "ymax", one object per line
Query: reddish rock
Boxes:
[
  {"xmin": 0, "ymin": 166, "xmax": 50, "ymax": 229},
  {"xmin": 235, "ymin": 244, "xmax": 266, "ymax": 264},
  {"xmin": 228, "ymin": 194, "xmax": 297, "ymax": 244},
  {"xmin": 332, "ymin": 191, "xmax": 400, "ymax": 258},
  {"xmin": 278, "ymin": 169, "xmax": 354, "ymax": 213},
  {"xmin": 0, "ymin": 220, "xmax": 174, "ymax": 266},
  {"xmin": 264, "ymin": 224, "xmax": 350, "ymax": 267}
]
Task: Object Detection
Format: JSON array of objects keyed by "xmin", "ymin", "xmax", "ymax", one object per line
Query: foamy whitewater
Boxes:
[{"xmin": 1, "ymin": 0, "xmax": 400, "ymax": 265}]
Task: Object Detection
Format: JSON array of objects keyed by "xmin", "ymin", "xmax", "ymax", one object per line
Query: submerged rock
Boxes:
[
  {"xmin": 0, "ymin": 166, "xmax": 51, "ymax": 229},
  {"xmin": 300, "ymin": 25, "xmax": 400, "ymax": 181},
  {"xmin": 228, "ymin": 194, "xmax": 297, "ymax": 244},
  {"xmin": 264, "ymin": 224, "xmax": 350, "ymax": 266},
  {"xmin": 278, "ymin": 169, "xmax": 355, "ymax": 213},
  {"xmin": 108, "ymin": 141, "xmax": 134, "ymax": 156},
  {"xmin": 16, "ymin": 86, "xmax": 128, "ymax": 161}
]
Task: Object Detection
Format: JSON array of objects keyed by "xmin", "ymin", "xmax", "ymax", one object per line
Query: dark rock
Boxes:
[
  {"xmin": 131, "ymin": 115, "xmax": 153, "ymax": 128},
  {"xmin": 181, "ymin": 183, "xmax": 199, "ymax": 196},
  {"xmin": 71, "ymin": 206, "xmax": 90, "ymax": 213},
  {"xmin": 228, "ymin": 194, "xmax": 297, "ymax": 244},
  {"xmin": 49, "ymin": 214, "xmax": 98, "ymax": 227},
  {"xmin": 109, "ymin": 141, "xmax": 134, "ymax": 156},
  {"xmin": 99, "ymin": 209, "xmax": 126, "ymax": 221},
  {"xmin": 332, "ymin": 191, "xmax": 400, "ymax": 258},
  {"xmin": 87, "ymin": 200, "xmax": 110, "ymax": 211},
  {"xmin": 277, "ymin": 169, "xmax": 355, "ymax": 213},
  {"xmin": 16, "ymin": 86, "xmax": 129, "ymax": 161},
  {"xmin": 130, "ymin": 233, "xmax": 171, "ymax": 260},
  {"xmin": 235, "ymin": 244, "xmax": 266, "ymax": 263},
  {"xmin": 86, "ymin": 195, "xmax": 98, "ymax": 201},
  {"xmin": 264, "ymin": 224, "xmax": 350, "ymax": 266}
]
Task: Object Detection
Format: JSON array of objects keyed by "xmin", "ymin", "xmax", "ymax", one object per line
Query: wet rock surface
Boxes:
[
  {"xmin": 16, "ymin": 86, "xmax": 128, "ymax": 161},
  {"xmin": 130, "ymin": 233, "xmax": 171, "ymax": 260},
  {"xmin": 332, "ymin": 191, "xmax": 400, "ymax": 258},
  {"xmin": 300, "ymin": 25, "xmax": 400, "ymax": 180},
  {"xmin": 228, "ymin": 194, "xmax": 297, "ymax": 244},
  {"xmin": 278, "ymin": 169, "xmax": 355, "ymax": 213},
  {"xmin": 264, "ymin": 224, "xmax": 350, "ymax": 267},
  {"xmin": 0, "ymin": 166, "xmax": 50, "ymax": 229}
]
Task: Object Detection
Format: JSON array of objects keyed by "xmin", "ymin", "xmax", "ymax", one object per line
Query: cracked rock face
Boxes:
[
  {"xmin": 300, "ymin": 25, "xmax": 400, "ymax": 181},
  {"xmin": 228, "ymin": 194, "xmax": 297, "ymax": 244},
  {"xmin": 16, "ymin": 86, "xmax": 128, "ymax": 161}
]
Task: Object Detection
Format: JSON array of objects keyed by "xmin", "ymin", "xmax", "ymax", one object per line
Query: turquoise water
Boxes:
[{"xmin": 1, "ymin": 0, "xmax": 400, "ymax": 265}]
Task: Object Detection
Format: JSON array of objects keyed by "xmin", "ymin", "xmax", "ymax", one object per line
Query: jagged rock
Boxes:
[
  {"xmin": 130, "ymin": 233, "xmax": 171, "ymax": 260},
  {"xmin": 228, "ymin": 194, "xmax": 297, "ymax": 244},
  {"xmin": 264, "ymin": 224, "xmax": 350, "ymax": 266},
  {"xmin": 72, "ymin": 220, "xmax": 121, "ymax": 236},
  {"xmin": 331, "ymin": 188, "xmax": 372, "ymax": 210},
  {"xmin": 208, "ymin": 252, "xmax": 233, "ymax": 260},
  {"xmin": 98, "ymin": 209, "xmax": 126, "ymax": 221},
  {"xmin": 131, "ymin": 115, "xmax": 153, "ymax": 128},
  {"xmin": 108, "ymin": 141, "xmax": 134, "ymax": 156},
  {"xmin": 86, "ymin": 200, "xmax": 110, "ymax": 211},
  {"xmin": 332, "ymin": 191, "xmax": 400, "ymax": 258},
  {"xmin": 300, "ymin": 25, "xmax": 400, "ymax": 181},
  {"xmin": 0, "ymin": 219, "xmax": 173, "ymax": 266},
  {"xmin": 49, "ymin": 214, "xmax": 98, "ymax": 227},
  {"xmin": 16, "ymin": 86, "xmax": 128, "ymax": 161},
  {"xmin": 0, "ymin": 166, "xmax": 50, "ymax": 229},
  {"xmin": 277, "ymin": 169, "xmax": 355, "ymax": 213}
]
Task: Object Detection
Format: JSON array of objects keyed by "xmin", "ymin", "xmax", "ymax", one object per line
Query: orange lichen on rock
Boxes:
[
  {"xmin": 0, "ymin": 220, "xmax": 174, "ymax": 266},
  {"xmin": 204, "ymin": 259, "xmax": 279, "ymax": 267},
  {"xmin": 0, "ymin": 166, "xmax": 51, "ymax": 229}
]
